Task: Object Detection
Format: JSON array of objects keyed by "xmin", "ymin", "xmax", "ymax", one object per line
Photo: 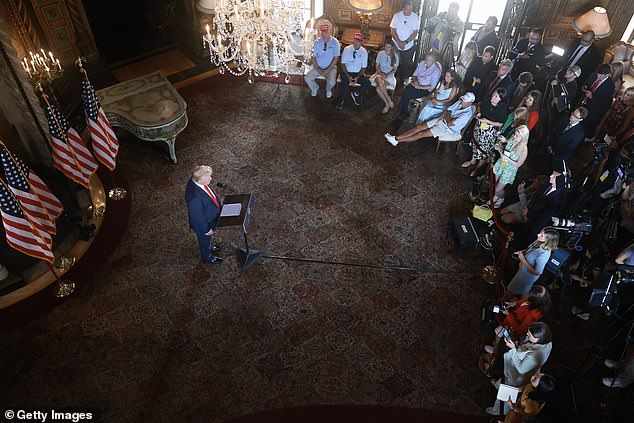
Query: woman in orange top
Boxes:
[{"xmin": 485, "ymin": 285, "xmax": 551, "ymax": 353}]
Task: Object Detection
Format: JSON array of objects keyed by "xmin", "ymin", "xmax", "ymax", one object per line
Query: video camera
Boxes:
[{"xmin": 551, "ymin": 214, "xmax": 593, "ymax": 250}]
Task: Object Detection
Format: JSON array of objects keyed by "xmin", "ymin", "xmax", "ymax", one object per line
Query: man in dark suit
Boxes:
[
  {"xmin": 581, "ymin": 63, "xmax": 616, "ymax": 139},
  {"xmin": 185, "ymin": 165, "xmax": 223, "ymax": 264},
  {"xmin": 526, "ymin": 161, "xmax": 570, "ymax": 240},
  {"xmin": 508, "ymin": 28, "xmax": 546, "ymax": 79},
  {"xmin": 546, "ymin": 107, "xmax": 588, "ymax": 172},
  {"xmin": 477, "ymin": 59, "xmax": 514, "ymax": 103},
  {"xmin": 560, "ymin": 31, "xmax": 602, "ymax": 93}
]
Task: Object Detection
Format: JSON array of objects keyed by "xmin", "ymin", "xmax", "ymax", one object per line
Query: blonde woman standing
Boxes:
[
  {"xmin": 371, "ymin": 40, "xmax": 399, "ymax": 113},
  {"xmin": 506, "ymin": 228, "xmax": 559, "ymax": 298},
  {"xmin": 492, "ymin": 119, "xmax": 530, "ymax": 208}
]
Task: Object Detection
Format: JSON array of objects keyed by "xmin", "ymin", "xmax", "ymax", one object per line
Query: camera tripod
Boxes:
[{"xmin": 566, "ymin": 154, "xmax": 607, "ymax": 215}]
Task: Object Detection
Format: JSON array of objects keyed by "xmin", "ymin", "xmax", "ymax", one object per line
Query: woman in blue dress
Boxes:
[
  {"xmin": 416, "ymin": 69, "xmax": 459, "ymax": 123},
  {"xmin": 506, "ymin": 228, "xmax": 559, "ymax": 298}
]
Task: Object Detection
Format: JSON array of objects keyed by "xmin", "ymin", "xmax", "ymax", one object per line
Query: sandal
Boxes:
[
  {"xmin": 461, "ymin": 160, "xmax": 473, "ymax": 168},
  {"xmin": 382, "ymin": 105, "xmax": 390, "ymax": 114}
]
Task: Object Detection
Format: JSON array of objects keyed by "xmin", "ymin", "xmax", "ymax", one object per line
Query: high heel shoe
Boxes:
[
  {"xmin": 382, "ymin": 104, "xmax": 391, "ymax": 114},
  {"xmin": 461, "ymin": 160, "xmax": 474, "ymax": 168}
]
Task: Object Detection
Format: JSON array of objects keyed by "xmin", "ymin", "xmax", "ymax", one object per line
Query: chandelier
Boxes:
[{"xmin": 203, "ymin": 0, "xmax": 309, "ymax": 83}]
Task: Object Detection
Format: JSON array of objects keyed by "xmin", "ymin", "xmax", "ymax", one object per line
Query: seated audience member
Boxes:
[
  {"xmin": 499, "ymin": 175, "xmax": 549, "ymax": 226},
  {"xmin": 603, "ymin": 348, "xmax": 634, "ymax": 389},
  {"xmin": 546, "ymin": 107, "xmax": 587, "ymax": 172},
  {"xmin": 508, "ymin": 72, "xmax": 534, "ymax": 110},
  {"xmin": 336, "ymin": 33, "xmax": 370, "ymax": 111},
  {"xmin": 478, "ymin": 59, "xmax": 514, "ymax": 104},
  {"xmin": 394, "ymin": 52, "xmax": 442, "ymax": 121},
  {"xmin": 549, "ymin": 66, "xmax": 581, "ymax": 129},
  {"xmin": 491, "ymin": 111, "xmax": 530, "ymax": 208},
  {"xmin": 504, "ymin": 373, "xmax": 555, "ymax": 423},
  {"xmin": 463, "ymin": 45, "xmax": 497, "ymax": 94},
  {"xmin": 417, "ymin": 69, "xmax": 459, "ymax": 123},
  {"xmin": 486, "ymin": 321, "xmax": 553, "ymax": 416},
  {"xmin": 371, "ymin": 39, "xmax": 399, "ymax": 114},
  {"xmin": 385, "ymin": 92, "xmax": 475, "ymax": 146},
  {"xmin": 485, "ymin": 285, "xmax": 551, "ymax": 352},
  {"xmin": 455, "ymin": 41, "xmax": 477, "ymax": 81},
  {"xmin": 580, "ymin": 63, "xmax": 615, "ymax": 140},
  {"xmin": 304, "ymin": 23, "xmax": 340, "ymax": 98},
  {"xmin": 471, "ymin": 16, "xmax": 500, "ymax": 55},
  {"xmin": 600, "ymin": 86, "xmax": 634, "ymax": 139},
  {"xmin": 506, "ymin": 228, "xmax": 559, "ymax": 298},
  {"xmin": 508, "ymin": 28, "xmax": 546, "ymax": 80},
  {"xmin": 461, "ymin": 88, "xmax": 510, "ymax": 177}
]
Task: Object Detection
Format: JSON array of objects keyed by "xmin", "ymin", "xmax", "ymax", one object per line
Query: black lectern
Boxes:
[{"xmin": 217, "ymin": 193, "xmax": 261, "ymax": 269}]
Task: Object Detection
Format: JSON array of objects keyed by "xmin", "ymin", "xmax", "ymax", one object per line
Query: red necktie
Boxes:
[
  {"xmin": 590, "ymin": 78, "xmax": 601, "ymax": 92},
  {"xmin": 203, "ymin": 185, "xmax": 219, "ymax": 207}
]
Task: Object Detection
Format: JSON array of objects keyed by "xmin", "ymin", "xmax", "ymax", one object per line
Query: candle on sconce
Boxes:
[{"xmin": 56, "ymin": 59, "xmax": 61, "ymax": 70}]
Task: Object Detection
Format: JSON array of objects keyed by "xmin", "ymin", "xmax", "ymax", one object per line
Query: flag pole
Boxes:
[
  {"xmin": 0, "ymin": 178, "xmax": 72, "ymax": 296},
  {"xmin": 38, "ymin": 88, "xmax": 102, "ymax": 220},
  {"xmin": 0, "ymin": 141, "xmax": 74, "ymax": 269},
  {"xmin": 77, "ymin": 59, "xmax": 126, "ymax": 201}
]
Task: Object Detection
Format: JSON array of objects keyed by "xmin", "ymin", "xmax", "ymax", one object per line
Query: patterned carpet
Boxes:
[{"xmin": 0, "ymin": 76, "xmax": 628, "ymax": 422}]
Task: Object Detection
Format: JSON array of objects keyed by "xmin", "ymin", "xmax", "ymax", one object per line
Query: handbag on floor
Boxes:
[{"xmin": 472, "ymin": 204, "xmax": 493, "ymax": 222}]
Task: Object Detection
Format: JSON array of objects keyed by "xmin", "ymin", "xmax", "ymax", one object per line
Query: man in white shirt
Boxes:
[
  {"xmin": 304, "ymin": 23, "xmax": 340, "ymax": 98},
  {"xmin": 336, "ymin": 33, "xmax": 370, "ymax": 110},
  {"xmin": 390, "ymin": 0, "xmax": 420, "ymax": 84}
]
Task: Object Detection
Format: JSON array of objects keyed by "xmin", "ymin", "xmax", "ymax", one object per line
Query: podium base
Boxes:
[{"xmin": 237, "ymin": 248, "xmax": 262, "ymax": 269}]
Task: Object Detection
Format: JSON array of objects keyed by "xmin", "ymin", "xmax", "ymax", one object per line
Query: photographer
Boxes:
[
  {"xmin": 486, "ymin": 322, "xmax": 553, "ymax": 417},
  {"xmin": 427, "ymin": 2, "xmax": 464, "ymax": 69},
  {"xmin": 485, "ymin": 285, "xmax": 551, "ymax": 353},
  {"xmin": 508, "ymin": 28, "xmax": 546, "ymax": 80},
  {"xmin": 592, "ymin": 143, "xmax": 634, "ymax": 218},
  {"xmin": 561, "ymin": 247, "xmax": 605, "ymax": 320},
  {"xmin": 547, "ymin": 66, "xmax": 581, "ymax": 131}
]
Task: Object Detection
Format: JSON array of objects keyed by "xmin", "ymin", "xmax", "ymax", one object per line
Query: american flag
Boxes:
[
  {"xmin": 45, "ymin": 102, "xmax": 98, "ymax": 188},
  {"xmin": 0, "ymin": 181, "xmax": 54, "ymax": 263},
  {"xmin": 82, "ymin": 71, "xmax": 119, "ymax": 170},
  {"xmin": 0, "ymin": 142, "xmax": 63, "ymax": 235}
]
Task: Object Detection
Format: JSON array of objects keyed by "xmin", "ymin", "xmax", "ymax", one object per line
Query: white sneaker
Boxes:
[
  {"xmin": 602, "ymin": 377, "xmax": 627, "ymax": 388},
  {"xmin": 311, "ymin": 88, "xmax": 318, "ymax": 97},
  {"xmin": 484, "ymin": 345, "xmax": 494, "ymax": 354},
  {"xmin": 576, "ymin": 312, "xmax": 590, "ymax": 320},
  {"xmin": 492, "ymin": 196, "xmax": 504, "ymax": 208},
  {"xmin": 485, "ymin": 406, "xmax": 501, "ymax": 416},
  {"xmin": 326, "ymin": 90, "xmax": 332, "ymax": 99},
  {"xmin": 384, "ymin": 133, "xmax": 398, "ymax": 146},
  {"xmin": 571, "ymin": 306, "xmax": 582, "ymax": 315},
  {"xmin": 604, "ymin": 359, "xmax": 618, "ymax": 370}
]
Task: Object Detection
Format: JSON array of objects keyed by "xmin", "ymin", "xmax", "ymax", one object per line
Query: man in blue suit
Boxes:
[
  {"xmin": 546, "ymin": 107, "xmax": 588, "ymax": 173},
  {"xmin": 185, "ymin": 165, "xmax": 223, "ymax": 264}
]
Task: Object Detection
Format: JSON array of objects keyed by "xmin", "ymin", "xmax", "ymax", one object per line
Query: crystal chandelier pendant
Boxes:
[{"xmin": 202, "ymin": 0, "xmax": 315, "ymax": 83}]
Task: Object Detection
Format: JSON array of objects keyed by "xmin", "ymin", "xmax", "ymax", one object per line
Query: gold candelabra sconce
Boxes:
[
  {"xmin": 355, "ymin": 11, "xmax": 374, "ymax": 42},
  {"xmin": 21, "ymin": 49, "xmax": 63, "ymax": 84}
]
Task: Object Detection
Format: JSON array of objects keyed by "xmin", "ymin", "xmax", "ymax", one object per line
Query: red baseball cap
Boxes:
[
  {"xmin": 354, "ymin": 33, "xmax": 363, "ymax": 41},
  {"xmin": 319, "ymin": 24, "xmax": 330, "ymax": 32}
]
